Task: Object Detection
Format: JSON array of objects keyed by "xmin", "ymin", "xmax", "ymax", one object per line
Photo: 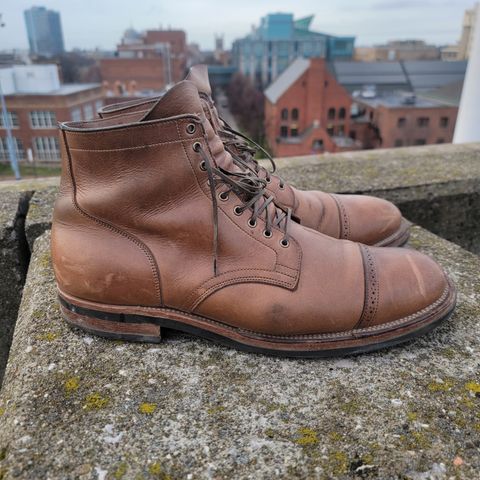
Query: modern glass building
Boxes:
[
  {"xmin": 232, "ymin": 13, "xmax": 355, "ymax": 87},
  {"xmin": 24, "ymin": 6, "xmax": 65, "ymax": 58}
]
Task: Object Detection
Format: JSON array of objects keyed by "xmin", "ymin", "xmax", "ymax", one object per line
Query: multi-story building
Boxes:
[
  {"xmin": 0, "ymin": 65, "xmax": 103, "ymax": 163},
  {"xmin": 24, "ymin": 6, "xmax": 65, "ymax": 58},
  {"xmin": 264, "ymin": 58, "xmax": 465, "ymax": 157},
  {"xmin": 264, "ymin": 58, "xmax": 358, "ymax": 157},
  {"xmin": 355, "ymin": 40, "xmax": 440, "ymax": 62},
  {"xmin": 232, "ymin": 13, "xmax": 354, "ymax": 87},
  {"xmin": 441, "ymin": 2, "xmax": 479, "ymax": 60},
  {"xmin": 100, "ymin": 28, "xmax": 187, "ymax": 96}
]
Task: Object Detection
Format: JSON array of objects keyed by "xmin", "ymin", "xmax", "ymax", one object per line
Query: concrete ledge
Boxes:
[
  {"xmin": 0, "ymin": 229, "xmax": 479, "ymax": 479},
  {"xmin": 267, "ymin": 143, "xmax": 480, "ymax": 254}
]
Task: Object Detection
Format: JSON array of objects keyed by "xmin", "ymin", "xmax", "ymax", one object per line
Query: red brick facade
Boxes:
[
  {"xmin": 265, "ymin": 59, "xmax": 356, "ymax": 157},
  {"xmin": 101, "ymin": 29, "xmax": 187, "ymax": 95},
  {"xmin": 1, "ymin": 85, "xmax": 104, "ymax": 163}
]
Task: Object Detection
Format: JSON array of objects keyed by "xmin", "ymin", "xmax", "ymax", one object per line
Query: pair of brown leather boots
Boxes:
[{"xmin": 51, "ymin": 65, "xmax": 456, "ymax": 357}]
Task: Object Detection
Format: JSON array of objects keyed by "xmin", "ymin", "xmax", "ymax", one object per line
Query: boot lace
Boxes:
[
  {"xmin": 219, "ymin": 118, "xmax": 286, "ymax": 189},
  {"xmin": 194, "ymin": 141, "xmax": 291, "ymax": 276}
]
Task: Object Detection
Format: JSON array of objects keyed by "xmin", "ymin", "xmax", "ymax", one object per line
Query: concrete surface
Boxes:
[{"xmin": 0, "ymin": 228, "xmax": 479, "ymax": 479}]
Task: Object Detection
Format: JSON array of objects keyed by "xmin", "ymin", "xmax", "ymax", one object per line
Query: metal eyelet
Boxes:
[
  {"xmin": 280, "ymin": 239, "xmax": 290, "ymax": 248},
  {"xmin": 279, "ymin": 183, "xmax": 285, "ymax": 190},
  {"xmin": 199, "ymin": 161, "xmax": 206, "ymax": 171},
  {"xmin": 263, "ymin": 230, "xmax": 273, "ymax": 238},
  {"xmin": 248, "ymin": 218, "xmax": 257, "ymax": 228},
  {"xmin": 233, "ymin": 206, "xmax": 243, "ymax": 216},
  {"xmin": 265, "ymin": 177, "xmax": 271, "ymax": 184},
  {"xmin": 186, "ymin": 123, "xmax": 196, "ymax": 134},
  {"xmin": 193, "ymin": 142, "xmax": 201, "ymax": 152},
  {"xmin": 219, "ymin": 191, "xmax": 229, "ymax": 201}
]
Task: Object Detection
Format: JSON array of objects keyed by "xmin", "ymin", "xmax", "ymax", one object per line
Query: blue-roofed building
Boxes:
[{"xmin": 232, "ymin": 13, "xmax": 354, "ymax": 87}]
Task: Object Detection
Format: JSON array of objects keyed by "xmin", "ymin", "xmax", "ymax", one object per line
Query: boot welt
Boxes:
[
  {"xmin": 57, "ymin": 278, "xmax": 456, "ymax": 358},
  {"xmin": 373, "ymin": 218, "xmax": 411, "ymax": 248}
]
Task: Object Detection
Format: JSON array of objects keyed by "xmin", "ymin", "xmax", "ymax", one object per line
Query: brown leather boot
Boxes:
[
  {"xmin": 98, "ymin": 65, "xmax": 410, "ymax": 247},
  {"xmin": 52, "ymin": 81, "xmax": 455, "ymax": 357}
]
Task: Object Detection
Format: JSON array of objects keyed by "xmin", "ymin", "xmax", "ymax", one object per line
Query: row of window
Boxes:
[
  {"xmin": 394, "ymin": 138, "xmax": 445, "ymax": 147},
  {"xmin": 0, "ymin": 136, "xmax": 60, "ymax": 161},
  {"xmin": 0, "ymin": 101, "xmax": 104, "ymax": 129},
  {"xmin": 280, "ymin": 107, "xmax": 348, "ymax": 122},
  {"xmin": 397, "ymin": 116, "xmax": 449, "ymax": 128}
]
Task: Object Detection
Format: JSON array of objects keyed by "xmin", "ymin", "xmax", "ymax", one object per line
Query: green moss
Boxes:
[
  {"xmin": 206, "ymin": 405, "xmax": 225, "ymax": 415},
  {"xmin": 295, "ymin": 427, "xmax": 318, "ymax": 446},
  {"xmin": 0, "ymin": 408, "xmax": 4, "ymax": 417},
  {"xmin": 265, "ymin": 428, "xmax": 276, "ymax": 439},
  {"xmin": 407, "ymin": 412, "xmax": 418, "ymax": 422},
  {"xmin": 113, "ymin": 462, "xmax": 128, "ymax": 479},
  {"xmin": 328, "ymin": 431, "xmax": 342, "ymax": 442},
  {"xmin": 340, "ymin": 400, "xmax": 361, "ymax": 414},
  {"xmin": 327, "ymin": 451, "xmax": 348, "ymax": 475},
  {"xmin": 36, "ymin": 332, "xmax": 59, "ymax": 342},
  {"xmin": 64, "ymin": 376, "xmax": 80, "ymax": 394},
  {"xmin": 0, "ymin": 447, "xmax": 6, "ymax": 461},
  {"xmin": 148, "ymin": 462, "xmax": 171, "ymax": 480},
  {"xmin": 465, "ymin": 382, "xmax": 480, "ymax": 394},
  {"xmin": 139, "ymin": 403, "xmax": 157, "ymax": 415},
  {"xmin": 84, "ymin": 392, "xmax": 110, "ymax": 410},
  {"xmin": 38, "ymin": 252, "xmax": 51, "ymax": 269},
  {"xmin": 427, "ymin": 380, "xmax": 454, "ymax": 392}
]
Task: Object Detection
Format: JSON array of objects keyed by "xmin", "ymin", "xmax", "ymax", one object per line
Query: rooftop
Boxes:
[
  {"xmin": 355, "ymin": 91, "xmax": 456, "ymax": 109},
  {"xmin": 8, "ymin": 83, "xmax": 102, "ymax": 96}
]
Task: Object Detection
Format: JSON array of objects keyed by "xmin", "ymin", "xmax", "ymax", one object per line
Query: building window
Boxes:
[
  {"xmin": 83, "ymin": 104, "xmax": 94, "ymax": 121},
  {"xmin": 312, "ymin": 139, "xmax": 324, "ymax": 150},
  {"xmin": 71, "ymin": 108, "xmax": 82, "ymax": 122},
  {"xmin": 440, "ymin": 117, "xmax": 449, "ymax": 128},
  {"xmin": 414, "ymin": 139, "xmax": 426, "ymax": 145},
  {"xmin": 33, "ymin": 136, "xmax": 60, "ymax": 161},
  {"xmin": 29, "ymin": 111, "xmax": 57, "ymax": 128},
  {"xmin": 394, "ymin": 139, "xmax": 403, "ymax": 147},
  {"xmin": 290, "ymin": 128, "xmax": 298, "ymax": 137},
  {"xmin": 291, "ymin": 108, "xmax": 299, "ymax": 121},
  {"xmin": 437, "ymin": 138, "xmax": 445, "ymax": 144},
  {"xmin": 397, "ymin": 117, "xmax": 406, "ymax": 128},
  {"xmin": 0, "ymin": 137, "xmax": 25, "ymax": 160},
  {"xmin": 280, "ymin": 126, "xmax": 288, "ymax": 138},
  {"xmin": 281, "ymin": 108, "xmax": 288, "ymax": 121},
  {"xmin": 337, "ymin": 125, "xmax": 345, "ymax": 136},
  {"xmin": 326, "ymin": 126, "xmax": 334, "ymax": 136},
  {"xmin": 349, "ymin": 131, "xmax": 356, "ymax": 140},
  {"xmin": 95, "ymin": 100, "xmax": 104, "ymax": 112},
  {"xmin": 417, "ymin": 117, "xmax": 429, "ymax": 127},
  {"xmin": 328, "ymin": 108, "xmax": 335, "ymax": 120},
  {"xmin": 0, "ymin": 112, "xmax": 19, "ymax": 128},
  {"xmin": 339, "ymin": 107, "xmax": 346, "ymax": 119}
]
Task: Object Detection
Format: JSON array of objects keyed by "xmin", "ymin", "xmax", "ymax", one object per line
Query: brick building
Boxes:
[
  {"xmin": 0, "ymin": 65, "xmax": 104, "ymax": 163},
  {"xmin": 264, "ymin": 58, "xmax": 465, "ymax": 157},
  {"xmin": 264, "ymin": 58, "xmax": 358, "ymax": 157},
  {"xmin": 100, "ymin": 28, "xmax": 187, "ymax": 96}
]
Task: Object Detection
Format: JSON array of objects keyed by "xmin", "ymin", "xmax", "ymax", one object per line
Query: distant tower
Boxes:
[
  {"xmin": 214, "ymin": 34, "xmax": 224, "ymax": 63},
  {"xmin": 24, "ymin": 6, "xmax": 65, "ymax": 57}
]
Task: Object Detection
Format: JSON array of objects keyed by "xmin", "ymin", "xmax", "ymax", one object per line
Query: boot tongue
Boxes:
[
  {"xmin": 185, "ymin": 64, "xmax": 212, "ymax": 96},
  {"xmin": 141, "ymin": 81, "xmax": 203, "ymax": 122}
]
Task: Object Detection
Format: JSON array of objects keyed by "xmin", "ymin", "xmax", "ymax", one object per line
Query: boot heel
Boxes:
[{"xmin": 59, "ymin": 301, "xmax": 163, "ymax": 343}]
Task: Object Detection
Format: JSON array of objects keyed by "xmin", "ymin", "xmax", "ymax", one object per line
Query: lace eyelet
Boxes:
[
  {"xmin": 218, "ymin": 191, "xmax": 229, "ymax": 201},
  {"xmin": 279, "ymin": 183, "xmax": 285, "ymax": 190},
  {"xmin": 193, "ymin": 142, "xmax": 201, "ymax": 152},
  {"xmin": 233, "ymin": 206, "xmax": 243, "ymax": 216},
  {"xmin": 186, "ymin": 123, "xmax": 196, "ymax": 134},
  {"xmin": 263, "ymin": 230, "xmax": 273, "ymax": 238},
  {"xmin": 248, "ymin": 219, "xmax": 257, "ymax": 228},
  {"xmin": 280, "ymin": 239, "xmax": 290, "ymax": 248},
  {"xmin": 265, "ymin": 177, "xmax": 271, "ymax": 184},
  {"xmin": 199, "ymin": 161, "xmax": 206, "ymax": 171}
]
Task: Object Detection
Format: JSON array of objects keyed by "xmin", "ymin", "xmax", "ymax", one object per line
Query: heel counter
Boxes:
[{"xmin": 52, "ymin": 130, "xmax": 161, "ymax": 307}]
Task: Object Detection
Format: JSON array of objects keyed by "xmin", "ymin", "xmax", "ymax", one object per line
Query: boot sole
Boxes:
[
  {"xmin": 373, "ymin": 218, "xmax": 411, "ymax": 248},
  {"xmin": 57, "ymin": 277, "xmax": 456, "ymax": 358}
]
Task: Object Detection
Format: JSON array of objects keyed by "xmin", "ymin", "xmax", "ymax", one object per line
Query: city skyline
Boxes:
[{"xmin": 0, "ymin": 0, "xmax": 476, "ymax": 52}]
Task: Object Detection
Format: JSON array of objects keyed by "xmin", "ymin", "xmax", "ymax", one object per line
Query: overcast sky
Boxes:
[{"xmin": 0, "ymin": 0, "xmax": 475, "ymax": 51}]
